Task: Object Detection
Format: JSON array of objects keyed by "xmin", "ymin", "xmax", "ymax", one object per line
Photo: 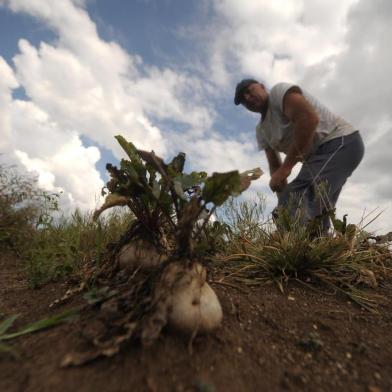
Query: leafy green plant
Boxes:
[
  {"xmin": 94, "ymin": 135, "xmax": 263, "ymax": 262},
  {"xmin": 60, "ymin": 135, "xmax": 264, "ymax": 360}
]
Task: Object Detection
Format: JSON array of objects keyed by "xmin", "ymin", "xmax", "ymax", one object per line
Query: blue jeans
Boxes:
[{"xmin": 277, "ymin": 131, "xmax": 365, "ymax": 234}]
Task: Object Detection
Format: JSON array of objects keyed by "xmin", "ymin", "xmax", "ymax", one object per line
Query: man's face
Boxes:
[{"xmin": 241, "ymin": 83, "xmax": 268, "ymax": 113}]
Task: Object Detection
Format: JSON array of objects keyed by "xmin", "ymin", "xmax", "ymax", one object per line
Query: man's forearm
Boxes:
[
  {"xmin": 282, "ymin": 114, "xmax": 318, "ymax": 171},
  {"xmin": 266, "ymin": 149, "xmax": 283, "ymax": 175}
]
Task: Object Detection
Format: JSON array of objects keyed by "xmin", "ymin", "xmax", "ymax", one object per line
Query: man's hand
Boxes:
[{"xmin": 269, "ymin": 166, "xmax": 291, "ymax": 192}]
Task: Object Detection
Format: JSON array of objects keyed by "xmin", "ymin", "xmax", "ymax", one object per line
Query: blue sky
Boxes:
[
  {"xmin": 1, "ymin": 0, "xmax": 391, "ymax": 231},
  {"xmin": 88, "ymin": 0, "xmax": 205, "ymax": 64},
  {"xmin": 0, "ymin": 0, "xmax": 254, "ymax": 177}
]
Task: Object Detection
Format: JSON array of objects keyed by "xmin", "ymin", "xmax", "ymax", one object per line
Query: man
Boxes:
[{"xmin": 234, "ymin": 79, "xmax": 364, "ymax": 234}]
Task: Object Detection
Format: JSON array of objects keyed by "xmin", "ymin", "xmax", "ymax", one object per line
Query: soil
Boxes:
[{"xmin": 1, "ymin": 253, "xmax": 391, "ymax": 392}]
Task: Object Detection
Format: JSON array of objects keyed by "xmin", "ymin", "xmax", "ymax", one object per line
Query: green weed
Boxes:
[
  {"xmin": 0, "ymin": 163, "xmax": 134, "ymax": 287},
  {"xmin": 216, "ymin": 196, "xmax": 392, "ymax": 311},
  {"xmin": 0, "ymin": 309, "xmax": 78, "ymax": 358},
  {"xmin": 25, "ymin": 209, "xmax": 134, "ymax": 287}
]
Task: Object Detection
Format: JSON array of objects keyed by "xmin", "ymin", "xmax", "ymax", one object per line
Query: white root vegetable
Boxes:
[
  {"xmin": 117, "ymin": 239, "xmax": 165, "ymax": 271},
  {"xmin": 141, "ymin": 262, "xmax": 223, "ymax": 344},
  {"xmin": 164, "ymin": 263, "xmax": 223, "ymax": 334}
]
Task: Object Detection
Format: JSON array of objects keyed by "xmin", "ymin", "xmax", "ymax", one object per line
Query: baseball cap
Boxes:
[{"xmin": 234, "ymin": 78, "xmax": 259, "ymax": 105}]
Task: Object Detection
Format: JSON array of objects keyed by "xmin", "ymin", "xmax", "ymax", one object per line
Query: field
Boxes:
[
  {"xmin": 1, "ymin": 149, "xmax": 392, "ymax": 392},
  {"xmin": 1, "ymin": 252, "xmax": 392, "ymax": 392}
]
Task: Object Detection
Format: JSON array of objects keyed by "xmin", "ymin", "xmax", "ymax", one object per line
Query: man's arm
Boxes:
[
  {"xmin": 281, "ymin": 88, "xmax": 319, "ymax": 171},
  {"xmin": 269, "ymin": 88, "xmax": 319, "ymax": 192},
  {"xmin": 265, "ymin": 147, "xmax": 287, "ymax": 195},
  {"xmin": 265, "ymin": 147, "xmax": 283, "ymax": 175}
]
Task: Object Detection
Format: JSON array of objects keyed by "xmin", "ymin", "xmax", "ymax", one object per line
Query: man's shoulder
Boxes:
[
  {"xmin": 270, "ymin": 82, "xmax": 300, "ymax": 97},
  {"xmin": 270, "ymin": 82, "xmax": 294, "ymax": 91},
  {"xmin": 269, "ymin": 82, "xmax": 301, "ymax": 111}
]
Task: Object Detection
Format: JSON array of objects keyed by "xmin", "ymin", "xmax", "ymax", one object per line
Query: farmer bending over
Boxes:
[{"xmin": 234, "ymin": 79, "xmax": 364, "ymax": 235}]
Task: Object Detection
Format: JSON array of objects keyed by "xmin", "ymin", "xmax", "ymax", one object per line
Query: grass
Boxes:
[
  {"xmin": 0, "ymin": 309, "xmax": 79, "ymax": 358},
  {"xmin": 215, "ymin": 196, "xmax": 392, "ymax": 312},
  {"xmin": 0, "ymin": 164, "xmax": 43, "ymax": 251},
  {"xmin": 0, "ymin": 164, "xmax": 134, "ymax": 287},
  {"xmin": 24, "ymin": 209, "xmax": 134, "ymax": 287}
]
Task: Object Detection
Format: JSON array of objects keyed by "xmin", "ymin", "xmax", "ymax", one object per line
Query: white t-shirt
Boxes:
[{"xmin": 256, "ymin": 83, "xmax": 356, "ymax": 154}]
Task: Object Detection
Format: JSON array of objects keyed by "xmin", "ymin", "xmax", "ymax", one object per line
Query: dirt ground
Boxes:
[{"xmin": 1, "ymin": 254, "xmax": 391, "ymax": 392}]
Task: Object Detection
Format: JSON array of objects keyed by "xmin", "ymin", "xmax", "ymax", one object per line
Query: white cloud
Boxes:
[
  {"xmin": 205, "ymin": 0, "xmax": 358, "ymax": 87},
  {"xmin": 15, "ymin": 135, "xmax": 102, "ymax": 211},
  {"xmin": 0, "ymin": 0, "xmax": 216, "ymax": 212}
]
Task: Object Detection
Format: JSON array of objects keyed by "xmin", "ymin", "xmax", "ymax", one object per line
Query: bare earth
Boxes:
[{"xmin": 1, "ymin": 254, "xmax": 391, "ymax": 392}]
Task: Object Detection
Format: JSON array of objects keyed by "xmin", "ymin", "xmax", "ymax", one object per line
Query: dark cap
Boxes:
[{"xmin": 234, "ymin": 78, "xmax": 259, "ymax": 105}]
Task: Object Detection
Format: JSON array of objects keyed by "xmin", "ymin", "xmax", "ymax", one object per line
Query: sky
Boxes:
[{"xmin": 0, "ymin": 0, "xmax": 391, "ymax": 232}]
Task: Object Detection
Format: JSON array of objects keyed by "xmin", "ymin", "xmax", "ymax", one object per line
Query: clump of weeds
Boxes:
[{"xmin": 215, "ymin": 197, "xmax": 392, "ymax": 312}]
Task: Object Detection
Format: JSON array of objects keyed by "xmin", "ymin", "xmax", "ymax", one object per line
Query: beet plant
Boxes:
[{"xmin": 63, "ymin": 135, "xmax": 262, "ymax": 364}]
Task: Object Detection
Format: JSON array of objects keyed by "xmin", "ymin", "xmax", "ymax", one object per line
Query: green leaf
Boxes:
[
  {"xmin": 158, "ymin": 191, "xmax": 174, "ymax": 216},
  {"xmin": 176, "ymin": 171, "xmax": 207, "ymax": 191},
  {"xmin": 146, "ymin": 162, "xmax": 157, "ymax": 185},
  {"xmin": 115, "ymin": 135, "xmax": 146, "ymax": 177},
  {"xmin": 120, "ymin": 159, "xmax": 142, "ymax": 184},
  {"xmin": 167, "ymin": 153, "xmax": 186, "ymax": 176},
  {"xmin": 202, "ymin": 171, "xmax": 241, "ymax": 206},
  {"xmin": 173, "ymin": 179, "xmax": 187, "ymax": 200},
  {"xmin": 330, "ymin": 212, "xmax": 347, "ymax": 234},
  {"xmin": 0, "ymin": 314, "xmax": 19, "ymax": 335},
  {"xmin": 1, "ymin": 308, "xmax": 79, "ymax": 341}
]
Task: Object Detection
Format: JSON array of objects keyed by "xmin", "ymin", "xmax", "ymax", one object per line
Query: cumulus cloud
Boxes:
[
  {"xmin": 0, "ymin": 68, "xmax": 105, "ymax": 210},
  {"xmin": 203, "ymin": 0, "xmax": 357, "ymax": 87},
  {"xmin": 0, "ymin": 0, "xmax": 216, "ymax": 211}
]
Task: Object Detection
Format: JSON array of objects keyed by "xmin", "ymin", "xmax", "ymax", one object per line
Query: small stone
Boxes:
[
  {"xmin": 374, "ymin": 372, "xmax": 381, "ymax": 380},
  {"xmin": 237, "ymin": 346, "xmax": 243, "ymax": 354},
  {"xmin": 287, "ymin": 353, "xmax": 294, "ymax": 362},
  {"xmin": 288, "ymin": 296, "xmax": 295, "ymax": 301},
  {"xmin": 346, "ymin": 352, "xmax": 352, "ymax": 359},
  {"xmin": 258, "ymin": 357, "xmax": 266, "ymax": 366},
  {"xmin": 313, "ymin": 324, "xmax": 318, "ymax": 330}
]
